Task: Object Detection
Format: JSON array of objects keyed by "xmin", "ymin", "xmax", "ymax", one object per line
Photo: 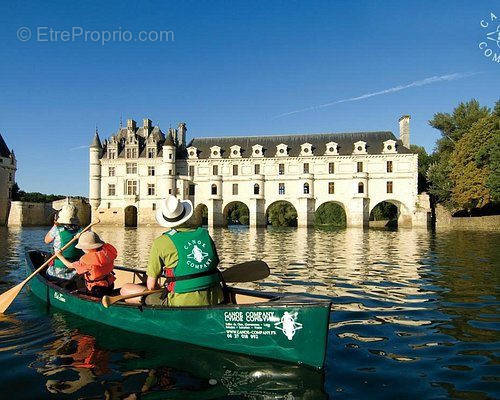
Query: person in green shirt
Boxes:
[{"xmin": 120, "ymin": 196, "xmax": 224, "ymax": 307}]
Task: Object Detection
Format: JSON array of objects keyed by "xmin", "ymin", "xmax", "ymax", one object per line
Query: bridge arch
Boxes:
[
  {"xmin": 314, "ymin": 200, "xmax": 347, "ymax": 227},
  {"xmin": 265, "ymin": 200, "xmax": 298, "ymax": 227},
  {"xmin": 223, "ymin": 201, "xmax": 250, "ymax": 226},
  {"xmin": 192, "ymin": 203, "xmax": 208, "ymax": 226},
  {"xmin": 369, "ymin": 199, "xmax": 412, "ymax": 228}
]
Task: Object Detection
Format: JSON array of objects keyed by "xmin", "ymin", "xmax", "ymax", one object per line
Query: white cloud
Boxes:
[
  {"xmin": 69, "ymin": 145, "xmax": 88, "ymax": 151},
  {"xmin": 273, "ymin": 72, "xmax": 482, "ymax": 118}
]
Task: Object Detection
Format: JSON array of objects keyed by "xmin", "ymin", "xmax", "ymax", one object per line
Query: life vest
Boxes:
[
  {"xmin": 78, "ymin": 243, "xmax": 117, "ymax": 291},
  {"xmin": 53, "ymin": 227, "xmax": 84, "ymax": 269},
  {"xmin": 163, "ymin": 228, "xmax": 220, "ymax": 294}
]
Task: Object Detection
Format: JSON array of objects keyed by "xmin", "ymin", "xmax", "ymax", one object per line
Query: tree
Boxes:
[
  {"xmin": 427, "ymin": 99, "xmax": 497, "ymax": 209},
  {"xmin": 225, "ymin": 202, "xmax": 249, "ymax": 225},
  {"xmin": 410, "ymin": 145, "xmax": 432, "ymax": 193},
  {"xmin": 449, "ymin": 113, "xmax": 498, "ymax": 210},
  {"xmin": 267, "ymin": 202, "xmax": 297, "ymax": 226},
  {"xmin": 9, "ymin": 183, "xmax": 66, "ymax": 203},
  {"xmin": 370, "ymin": 202, "xmax": 398, "ymax": 221},
  {"xmin": 314, "ymin": 203, "xmax": 346, "ymax": 226}
]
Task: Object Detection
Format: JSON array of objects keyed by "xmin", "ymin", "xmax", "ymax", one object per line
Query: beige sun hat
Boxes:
[
  {"xmin": 155, "ymin": 195, "xmax": 193, "ymax": 228},
  {"xmin": 56, "ymin": 204, "xmax": 79, "ymax": 225},
  {"xmin": 75, "ymin": 231, "xmax": 104, "ymax": 250}
]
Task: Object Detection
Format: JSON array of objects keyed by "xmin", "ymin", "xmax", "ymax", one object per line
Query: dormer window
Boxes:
[
  {"xmin": 126, "ymin": 147, "xmax": 138, "ymax": 158},
  {"xmin": 276, "ymin": 143, "xmax": 288, "ymax": 157},
  {"xmin": 108, "ymin": 149, "xmax": 116, "ymax": 159},
  {"xmin": 210, "ymin": 146, "xmax": 221, "ymax": 158},
  {"xmin": 383, "ymin": 140, "xmax": 397, "ymax": 154},
  {"xmin": 230, "ymin": 145, "xmax": 241, "ymax": 158},
  {"xmin": 187, "ymin": 146, "xmax": 198, "ymax": 159},
  {"xmin": 353, "ymin": 141, "xmax": 367, "ymax": 155},
  {"xmin": 325, "ymin": 142, "xmax": 338, "ymax": 155},
  {"xmin": 300, "ymin": 143, "xmax": 313, "ymax": 157},
  {"xmin": 147, "ymin": 148, "xmax": 156, "ymax": 158},
  {"xmin": 252, "ymin": 144, "xmax": 263, "ymax": 158}
]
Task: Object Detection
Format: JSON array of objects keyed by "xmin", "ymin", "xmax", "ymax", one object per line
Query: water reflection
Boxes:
[{"xmin": 0, "ymin": 226, "xmax": 498, "ymax": 399}]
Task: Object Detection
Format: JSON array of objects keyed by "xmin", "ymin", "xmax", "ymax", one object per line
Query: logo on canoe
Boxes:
[
  {"xmin": 188, "ymin": 244, "xmax": 208, "ymax": 263},
  {"xmin": 274, "ymin": 311, "xmax": 302, "ymax": 340},
  {"xmin": 53, "ymin": 292, "xmax": 66, "ymax": 303}
]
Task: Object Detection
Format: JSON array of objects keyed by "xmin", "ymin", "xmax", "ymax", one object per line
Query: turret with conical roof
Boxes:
[
  {"xmin": 90, "ymin": 129, "xmax": 102, "ymax": 149},
  {"xmin": 89, "ymin": 127, "xmax": 102, "ymax": 210}
]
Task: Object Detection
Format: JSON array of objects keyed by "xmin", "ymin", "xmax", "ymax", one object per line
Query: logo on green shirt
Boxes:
[{"xmin": 184, "ymin": 239, "xmax": 212, "ymax": 270}]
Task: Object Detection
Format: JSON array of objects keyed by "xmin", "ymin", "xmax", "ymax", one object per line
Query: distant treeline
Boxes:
[{"xmin": 11, "ymin": 183, "xmax": 67, "ymax": 203}]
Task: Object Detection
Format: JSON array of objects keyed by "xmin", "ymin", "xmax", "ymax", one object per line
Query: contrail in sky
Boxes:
[
  {"xmin": 69, "ymin": 145, "xmax": 88, "ymax": 151},
  {"xmin": 273, "ymin": 72, "xmax": 482, "ymax": 119}
]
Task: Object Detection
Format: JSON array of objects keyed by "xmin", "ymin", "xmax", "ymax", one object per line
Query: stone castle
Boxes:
[
  {"xmin": 89, "ymin": 116, "xmax": 430, "ymax": 228},
  {"xmin": 0, "ymin": 133, "xmax": 16, "ymax": 225}
]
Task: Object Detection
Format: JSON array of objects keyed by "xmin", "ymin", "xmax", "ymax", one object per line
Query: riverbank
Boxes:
[{"xmin": 435, "ymin": 204, "xmax": 500, "ymax": 231}]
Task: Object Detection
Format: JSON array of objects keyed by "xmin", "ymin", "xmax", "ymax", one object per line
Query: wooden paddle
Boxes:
[
  {"xmin": 0, "ymin": 219, "xmax": 100, "ymax": 314},
  {"xmin": 101, "ymin": 260, "xmax": 270, "ymax": 308}
]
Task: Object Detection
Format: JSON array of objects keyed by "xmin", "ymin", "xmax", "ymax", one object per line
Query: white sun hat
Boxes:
[
  {"xmin": 56, "ymin": 204, "xmax": 79, "ymax": 225},
  {"xmin": 155, "ymin": 195, "xmax": 193, "ymax": 228}
]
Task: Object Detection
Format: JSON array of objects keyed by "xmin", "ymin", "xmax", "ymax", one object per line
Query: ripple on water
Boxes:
[{"xmin": 0, "ymin": 226, "xmax": 498, "ymax": 399}]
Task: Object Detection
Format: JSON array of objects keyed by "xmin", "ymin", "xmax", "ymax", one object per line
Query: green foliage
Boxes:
[
  {"xmin": 410, "ymin": 145, "xmax": 432, "ymax": 193},
  {"xmin": 225, "ymin": 202, "xmax": 249, "ymax": 225},
  {"xmin": 427, "ymin": 99, "xmax": 500, "ymax": 211},
  {"xmin": 370, "ymin": 202, "xmax": 398, "ymax": 221},
  {"xmin": 314, "ymin": 203, "xmax": 346, "ymax": 226},
  {"xmin": 267, "ymin": 201, "xmax": 297, "ymax": 227},
  {"xmin": 11, "ymin": 183, "xmax": 65, "ymax": 203}
]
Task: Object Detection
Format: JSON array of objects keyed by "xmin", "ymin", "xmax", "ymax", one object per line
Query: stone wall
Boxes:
[
  {"xmin": 7, "ymin": 198, "xmax": 91, "ymax": 227},
  {"xmin": 435, "ymin": 204, "xmax": 500, "ymax": 231}
]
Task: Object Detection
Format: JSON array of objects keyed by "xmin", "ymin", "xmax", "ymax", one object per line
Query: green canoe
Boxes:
[{"xmin": 25, "ymin": 250, "xmax": 331, "ymax": 369}]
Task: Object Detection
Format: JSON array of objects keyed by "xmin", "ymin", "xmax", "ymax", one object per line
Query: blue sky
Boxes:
[{"xmin": 0, "ymin": 0, "xmax": 498, "ymax": 196}]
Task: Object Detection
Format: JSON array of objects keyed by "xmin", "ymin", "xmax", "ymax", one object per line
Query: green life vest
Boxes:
[
  {"xmin": 53, "ymin": 227, "xmax": 84, "ymax": 269},
  {"xmin": 164, "ymin": 228, "xmax": 220, "ymax": 294}
]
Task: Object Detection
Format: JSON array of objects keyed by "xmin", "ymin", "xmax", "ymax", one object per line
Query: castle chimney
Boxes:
[
  {"xmin": 398, "ymin": 115, "xmax": 410, "ymax": 148},
  {"xmin": 126, "ymin": 119, "xmax": 136, "ymax": 131},
  {"xmin": 143, "ymin": 118, "xmax": 152, "ymax": 129},
  {"xmin": 177, "ymin": 122, "xmax": 187, "ymax": 147}
]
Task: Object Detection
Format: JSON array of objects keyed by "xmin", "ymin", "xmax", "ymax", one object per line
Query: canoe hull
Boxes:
[{"xmin": 25, "ymin": 251, "xmax": 330, "ymax": 368}]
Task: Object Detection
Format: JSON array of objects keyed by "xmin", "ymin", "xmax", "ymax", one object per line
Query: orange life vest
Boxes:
[{"xmin": 78, "ymin": 243, "xmax": 117, "ymax": 290}]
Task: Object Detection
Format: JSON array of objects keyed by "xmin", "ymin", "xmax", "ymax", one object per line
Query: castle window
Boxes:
[
  {"xmin": 108, "ymin": 184, "xmax": 115, "ymax": 196},
  {"xmin": 254, "ymin": 164, "xmax": 260, "ymax": 174},
  {"xmin": 169, "ymin": 169, "xmax": 172, "ymax": 175},
  {"xmin": 211, "ymin": 184, "xmax": 217, "ymax": 195},
  {"xmin": 107, "ymin": 203, "xmax": 111, "ymax": 209},
  {"xmin": 232, "ymin": 184, "xmax": 238, "ymax": 195},
  {"xmin": 108, "ymin": 167, "xmax": 115, "ymax": 177},
  {"xmin": 303, "ymin": 163, "xmax": 309, "ymax": 173},
  {"xmin": 126, "ymin": 163, "xmax": 137, "ymax": 174},
  {"xmin": 357, "ymin": 162, "xmax": 363, "ymax": 173},
  {"xmin": 9, "ymin": 173, "xmax": 12, "ymax": 182},
  {"xmin": 279, "ymin": 183, "xmax": 285, "ymax": 195},
  {"xmin": 303, "ymin": 183, "xmax": 310, "ymax": 194},
  {"xmin": 358, "ymin": 182, "xmax": 364, "ymax": 194},
  {"xmin": 213, "ymin": 165, "xmax": 218, "ymax": 175},
  {"xmin": 329, "ymin": 163, "xmax": 334, "ymax": 174},
  {"xmin": 387, "ymin": 181, "xmax": 393, "ymax": 193},
  {"xmin": 147, "ymin": 148, "xmax": 156, "ymax": 158},
  {"xmin": 108, "ymin": 149, "xmax": 116, "ymax": 159},
  {"xmin": 126, "ymin": 180, "xmax": 137, "ymax": 195},
  {"xmin": 279, "ymin": 164, "xmax": 285, "ymax": 175},
  {"xmin": 233, "ymin": 165, "xmax": 238, "ymax": 176},
  {"xmin": 189, "ymin": 165, "xmax": 195, "ymax": 177},
  {"xmin": 188, "ymin": 184, "xmax": 195, "ymax": 196},
  {"xmin": 387, "ymin": 161, "xmax": 393, "ymax": 173},
  {"xmin": 168, "ymin": 153, "xmax": 172, "ymax": 160},
  {"xmin": 152, "ymin": 203, "xmax": 156, "ymax": 210},
  {"xmin": 254, "ymin": 183, "xmax": 260, "ymax": 195},
  {"xmin": 126, "ymin": 148, "xmax": 138, "ymax": 158},
  {"xmin": 148, "ymin": 166, "xmax": 155, "ymax": 176},
  {"xmin": 328, "ymin": 182, "xmax": 334, "ymax": 194},
  {"xmin": 148, "ymin": 184, "xmax": 155, "ymax": 196}
]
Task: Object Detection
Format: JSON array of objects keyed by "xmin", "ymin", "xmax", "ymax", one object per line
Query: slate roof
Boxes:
[
  {"xmin": 90, "ymin": 132, "xmax": 102, "ymax": 148},
  {"xmin": 0, "ymin": 133, "xmax": 12, "ymax": 157},
  {"xmin": 184, "ymin": 131, "xmax": 412, "ymax": 159}
]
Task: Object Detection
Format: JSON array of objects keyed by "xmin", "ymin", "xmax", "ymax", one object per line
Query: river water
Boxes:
[{"xmin": 0, "ymin": 226, "xmax": 498, "ymax": 399}]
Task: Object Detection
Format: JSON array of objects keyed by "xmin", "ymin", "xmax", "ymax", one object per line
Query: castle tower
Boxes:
[
  {"xmin": 0, "ymin": 133, "xmax": 16, "ymax": 225},
  {"xmin": 161, "ymin": 131, "xmax": 177, "ymax": 197},
  {"xmin": 399, "ymin": 115, "xmax": 410, "ymax": 148},
  {"xmin": 89, "ymin": 129, "xmax": 102, "ymax": 211},
  {"xmin": 177, "ymin": 122, "xmax": 187, "ymax": 148}
]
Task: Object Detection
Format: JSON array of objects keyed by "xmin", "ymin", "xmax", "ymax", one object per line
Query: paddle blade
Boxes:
[
  {"xmin": 222, "ymin": 260, "xmax": 270, "ymax": 283},
  {"xmin": 101, "ymin": 296, "xmax": 112, "ymax": 308},
  {"xmin": 0, "ymin": 283, "xmax": 24, "ymax": 314}
]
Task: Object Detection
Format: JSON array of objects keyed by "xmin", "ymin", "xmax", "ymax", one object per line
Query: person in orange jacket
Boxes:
[{"xmin": 55, "ymin": 231, "xmax": 117, "ymax": 297}]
